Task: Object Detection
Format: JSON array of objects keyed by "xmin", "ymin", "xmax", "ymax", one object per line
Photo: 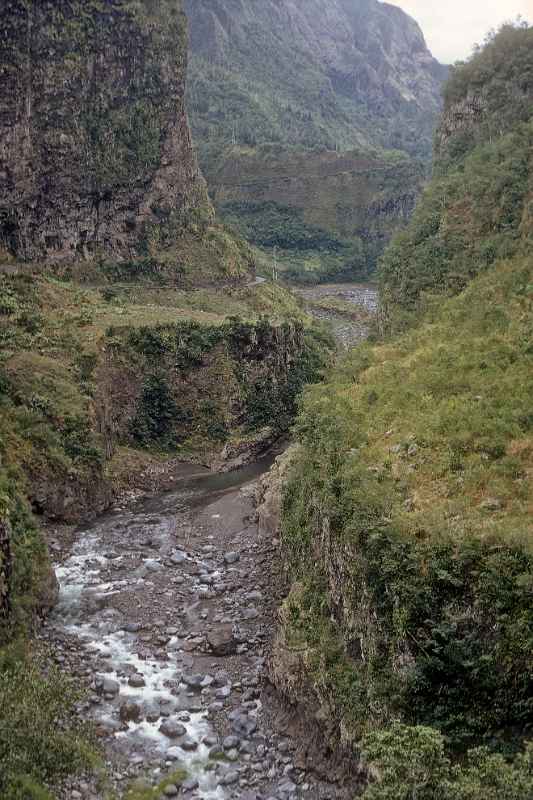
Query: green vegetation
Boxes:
[
  {"xmin": 123, "ymin": 769, "xmax": 187, "ymax": 800},
  {"xmin": 362, "ymin": 724, "xmax": 533, "ymax": 799},
  {"xmin": 278, "ymin": 23, "xmax": 533, "ymax": 798},
  {"xmin": 0, "ymin": 469, "xmax": 52, "ymax": 637},
  {"xmin": 0, "ymin": 643, "xmax": 96, "ymax": 800},
  {"xmin": 0, "ymin": 267, "xmax": 329, "ymax": 508},
  {"xmin": 283, "ymin": 257, "xmax": 533, "ymax": 747},
  {"xmin": 221, "ymin": 201, "xmax": 345, "ymax": 252},
  {"xmin": 379, "ymin": 24, "xmax": 533, "ymax": 332},
  {"xmin": 117, "ymin": 316, "xmax": 333, "ymax": 452},
  {"xmin": 442, "ymin": 22, "xmax": 533, "ymax": 157}
]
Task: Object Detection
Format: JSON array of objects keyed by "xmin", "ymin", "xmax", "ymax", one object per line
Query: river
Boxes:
[
  {"xmin": 43, "ymin": 284, "xmax": 377, "ymax": 800},
  {"xmin": 295, "ymin": 282, "xmax": 378, "ymax": 347}
]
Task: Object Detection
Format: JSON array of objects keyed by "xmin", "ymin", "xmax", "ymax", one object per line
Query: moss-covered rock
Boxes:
[{"xmin": 0, "ymin": 0, "xmax": 211, "ymax": 264}]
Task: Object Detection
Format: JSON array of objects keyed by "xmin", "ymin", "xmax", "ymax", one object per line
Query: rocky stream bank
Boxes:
[{"xmin": 39, "ymin": 286, "xmax": 377, "ymax": 800}]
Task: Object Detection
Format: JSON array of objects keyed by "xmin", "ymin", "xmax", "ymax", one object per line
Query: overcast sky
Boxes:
[{"xmin": 387, "ymin": 0, "xmax": 532, "ymax": 63}]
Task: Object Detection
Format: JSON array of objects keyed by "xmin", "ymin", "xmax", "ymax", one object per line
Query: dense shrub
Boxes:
[
  {"xmin": 362, "ymin": 724, "xmax": 533, "ymax": 800},
  {"xmin": 0, "ymin": 644, "xmax": 95, "ymax": 800},
  {"xmin": 379, "ymin": 22, "xmax": 533, "ymax": 333}
]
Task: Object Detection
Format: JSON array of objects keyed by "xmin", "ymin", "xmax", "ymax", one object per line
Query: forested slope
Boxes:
[{"xmin": 184, "ymin": 0, "xmax": 447, "ymax": 282}]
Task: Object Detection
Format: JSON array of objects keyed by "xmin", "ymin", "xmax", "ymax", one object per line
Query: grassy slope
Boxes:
[
  {"xmin": 277, "ymin": 22, "xmax": 533, "ymax": 795},
  {"xmin": 282, "ymin": 254, "xmax": 533, "ymax": 741}
]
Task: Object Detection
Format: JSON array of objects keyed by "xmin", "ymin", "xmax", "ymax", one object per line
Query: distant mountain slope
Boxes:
[
  {"xmin": 184, "ymin": 0, "xmax": 447, "ymax": 282},
  {"xmin": 185, "ymin": 0, "xmax": 447, "ymax": 160}
]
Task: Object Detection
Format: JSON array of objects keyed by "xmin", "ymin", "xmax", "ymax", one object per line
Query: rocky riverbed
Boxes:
[
  {"xmin": 295, "ymin": 283, "xmax": 378, "ymax": 347},
  {"xmin": 40, "ymin": 456, "xmax": 349, "ymax": 800},
  {"xmin": 39, "ymin": 284, "xmax": 377, "ymax": 799}
]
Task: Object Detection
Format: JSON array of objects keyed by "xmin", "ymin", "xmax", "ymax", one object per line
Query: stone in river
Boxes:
[
  {"xmin": 223, "ymin": 735, "xmax": 241, "ymax": 750},
  {"xmin": 159, "ymin": 719, "xmax": 187, "ymax": 738},
  {"xmin": 128, "ymin": 674, "xmax": 146, "ymax": 688},
  {"xmin": 219, "ymin": 770, "xmax": 239, "ymax": 786},
  {"xmin": 145, "ymin": 705, "xmax": 160, "ymax": 722},
  {"xmin": 166, "ymin": 746, "xmax": 182, "ymax": 761},
  {"xmin": 224, "ymin": 552, "xmax": 240, "ymax": 564},
  {"xmin": 163, "ymin": 785, "xmax": 179, "ymax": 798},
  {"xmin": 170, "ymin": 550, "xmax": 187, "ymax": 565},
  {"xmin": 229, "ymin": 708, "xmax": 257, "ymax": 736},
  {"xmin": 181, "ymin": 736, "xmax": 198, "ymax": 751},
  {"xmin": 182, "ymin": 672, "xmax": 204, "ymax": 689},
  {"xmin": 102, "ymin": 677, "xmax": 119, "ymax": 695},
  {"xmin": 181, "ymin": 777, "xmax": 199, "ymax": 792},
  {"xmin": 119, "ymin": 701, "xmax": 142, "ymax": 722},
  {"xmin": 207, "ymin": 625, "xmax": 237, "ymax": 656}
]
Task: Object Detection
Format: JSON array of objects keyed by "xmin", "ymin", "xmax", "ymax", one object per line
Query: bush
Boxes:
[
  {"xmin": 129, "ymin": 373, "xmax": 192, "ymax": 448},
  {"xmin": 362, "ymin": 724, "xmax": 533, "ymax": 800},
  {"xmin": 0, "ymin": 644, "xmax": 96, "ymax": 800}
]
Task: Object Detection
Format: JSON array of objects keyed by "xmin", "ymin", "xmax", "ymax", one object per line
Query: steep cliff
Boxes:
[
  {"xmin": 269, "ymin": 21, "xmax": 533, "ymax": 795},
  {"xmin": 379, "ymin": 23, "xmax": 533, "ymax": 330},
  {"xmin": 184, "ymin": 0, "xmax": 446, "ymax": 281},
  {"xmin": 186, "ymin": 0, "xmax": 446, "ymax": 160},
  {"xmin": 206, "ymin": 145, "xmax": 423, "ymax": 281},
  {"xmin": 0, "ymin": 0, "xmax": 247, "ymax": 278}
]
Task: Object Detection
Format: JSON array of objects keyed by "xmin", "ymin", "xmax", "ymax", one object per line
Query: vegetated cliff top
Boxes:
[
  {"xmin": 0, "ymin": 0, "xmax": 251, "ymax": 280},
  {"xmin": 437, "ymin": 21, "xmax": 533, "ymax": 165},
  {"xmin": 185, "ymin": 0, "xmax": 447, "ymax": 163},
  {"xmin": 379, "ymin": 22, "xmax": 533, "ymax": 331}
]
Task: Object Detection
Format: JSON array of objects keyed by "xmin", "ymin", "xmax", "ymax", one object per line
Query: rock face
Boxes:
[
  {"xmin": 186, "ymin": 0, "xmax": 447, "ymax": 160},
  {"xmin": 184, "ymin": 0, "xmax": 446, "ymax": 279},
  {"xmin": 0, "ymin": 0, "xmax": 211, "ymax": 263},
  {"xmin": 207, "ymin": 146, "xmax": 423, "ymax": 279}
]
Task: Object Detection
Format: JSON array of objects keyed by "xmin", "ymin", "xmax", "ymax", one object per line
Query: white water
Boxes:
[{"xmin": 53, "ymin": 530, "xmax": 224, "ymax": 799}]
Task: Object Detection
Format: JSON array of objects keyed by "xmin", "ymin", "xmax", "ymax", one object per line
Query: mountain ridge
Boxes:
[{"xmin": 185, "ymin": 0, "xmax": 447, "ymax": 282}]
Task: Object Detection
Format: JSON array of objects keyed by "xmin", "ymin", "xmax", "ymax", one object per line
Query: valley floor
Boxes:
[
  {"xmin": 40, "ymin": 456, "xmax": 354, "ymax": 800},
  {"xmin": 34, "ymin": 283, "xmax": 376, "ymax": 800}
]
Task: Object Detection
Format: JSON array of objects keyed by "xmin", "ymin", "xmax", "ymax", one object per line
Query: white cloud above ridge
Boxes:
[{"xmin": 385, "ymin": 0, "xmax": 533, "ymax": 63}]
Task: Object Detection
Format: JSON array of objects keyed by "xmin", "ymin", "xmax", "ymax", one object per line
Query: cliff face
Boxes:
[
  {"xmin": 207, "ymin": 145, "xmax": 423, "ymax": 280},
  {"xmin": 186, "ymin": 0, "xmax": 446, "ymax": 159},
  {"xmin": 0, "ymin": 0, "xmax": 212, "ymax": 263},
  {"xmin": 184, "ymin": 0, "xmax": 446, "ymax": 281}
]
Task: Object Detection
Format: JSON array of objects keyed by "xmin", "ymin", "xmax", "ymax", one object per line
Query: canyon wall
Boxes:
[{"xmin": 0, "ymin": 0, "xmax": 211, "ymax": 264}]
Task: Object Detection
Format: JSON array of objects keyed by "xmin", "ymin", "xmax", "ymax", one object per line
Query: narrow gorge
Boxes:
[{"xmin": 1, "ymin": 4, "xmax": 532, "ymax": 800}]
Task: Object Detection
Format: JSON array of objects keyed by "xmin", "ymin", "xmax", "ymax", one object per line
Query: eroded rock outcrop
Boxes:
[{"xmin": 0, "ymin": 0, "xmax": 212, "ymax": 263}]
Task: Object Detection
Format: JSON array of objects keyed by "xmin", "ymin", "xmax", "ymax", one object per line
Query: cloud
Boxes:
[{"xmin": 387, "ymin": 0, "xmax": 532, "ymax": 62}]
